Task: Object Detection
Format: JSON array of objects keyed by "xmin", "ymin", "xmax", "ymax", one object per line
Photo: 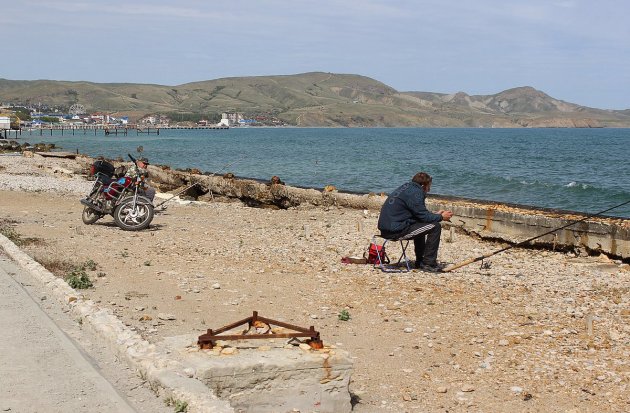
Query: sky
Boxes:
[{"xmin": 2, "ymin": 0, "xmax": 629, "ymax": 109}]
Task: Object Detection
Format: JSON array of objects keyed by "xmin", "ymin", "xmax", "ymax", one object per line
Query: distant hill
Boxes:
[{"xmin": 2, "ymin": 73, "xmax": 629, "ymax": 127}]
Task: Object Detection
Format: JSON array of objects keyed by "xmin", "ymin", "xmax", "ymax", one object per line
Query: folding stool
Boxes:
[{"xmin": 372, "ymin": 224, "xmax": 435, "ymax": 273}]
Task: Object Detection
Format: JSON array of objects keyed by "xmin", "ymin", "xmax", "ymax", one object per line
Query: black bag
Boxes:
[{"xmin": 90, "ymin": 160, "xmax": 115, "ymax": 178}]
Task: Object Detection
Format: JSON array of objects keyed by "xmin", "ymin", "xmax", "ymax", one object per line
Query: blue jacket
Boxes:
[{"xmin": 377, "ymin": 181, "xmax": 442, "ymax": 235}]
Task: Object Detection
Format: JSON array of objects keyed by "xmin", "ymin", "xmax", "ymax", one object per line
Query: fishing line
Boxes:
[
  {"xmin": 444, "ymin": 199, "xmax": 630, "ymax": 272},
  {"xmin": 155, "ymin": 154, "xmax": 248, "ymax": 209}
]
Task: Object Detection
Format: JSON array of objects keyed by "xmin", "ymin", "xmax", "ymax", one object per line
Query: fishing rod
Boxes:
[
  {"xmin": 154, "ymin": 181, "xmax": 201, "ymax": 209},
  {"xmin": 443, "ymin": 199, "xmax": 630, "ymax": 272}
]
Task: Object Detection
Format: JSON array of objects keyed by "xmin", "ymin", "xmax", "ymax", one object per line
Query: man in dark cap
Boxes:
[
  {"xmin": 377, "ymin": 172, "xmax": 453, "ymax": 272},
  {"xmin": 127, "ymin": 157, "xmax": 155, "ymax": 201}
]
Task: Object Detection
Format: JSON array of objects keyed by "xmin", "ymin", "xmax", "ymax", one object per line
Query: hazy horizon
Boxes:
[{"xmin": 3, "ymin": 1, "xmax": 629, "ymax": 110}]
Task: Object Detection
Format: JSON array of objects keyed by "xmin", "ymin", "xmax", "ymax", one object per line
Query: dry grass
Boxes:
[
  {"xmin": 0, "ymin": 219, "xmax": 44, "ymax": 247},
  {"xmin": 33, "ymin": 255, "xmax": 77, "ymax": 277}
]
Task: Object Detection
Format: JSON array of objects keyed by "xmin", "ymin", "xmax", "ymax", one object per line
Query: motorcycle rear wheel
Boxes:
[
  {"xmin": 82, "ymin": 206, "xmax": 103, "ymax": 224},
  {"xmin": 113, "ymin": 196, "xmax": 154, "ymax": 231}
]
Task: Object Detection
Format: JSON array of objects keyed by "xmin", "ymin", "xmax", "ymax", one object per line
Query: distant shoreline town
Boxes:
[{"xmin": 0, "ymin": 105, "xmax": 287, "ymax": 134}]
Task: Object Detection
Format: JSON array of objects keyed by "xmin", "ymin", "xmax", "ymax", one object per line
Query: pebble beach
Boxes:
[{"xmin": 1, "ymin": 153, "xmax": 629, "ymax": 412}]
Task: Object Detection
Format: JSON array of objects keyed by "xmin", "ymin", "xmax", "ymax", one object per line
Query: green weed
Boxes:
[
  {"xmin": 338, "ymin": 309, "xmax": 351, "ymax": 321},
  {"xmin": 164, "ymin": 396, "xmax": 188, "ymax": 412},
  {"xmin": 84, "ymin": 259, "xmax": 98, "ymax": 271},
  {"xmin": 65, "ymin": 267, "xmax": 93, "ymax": 289}
]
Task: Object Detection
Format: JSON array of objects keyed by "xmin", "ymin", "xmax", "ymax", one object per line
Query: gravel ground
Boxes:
[{"xmin": 1, "ymin": 153, "xmax": 629, "ymax": 412}]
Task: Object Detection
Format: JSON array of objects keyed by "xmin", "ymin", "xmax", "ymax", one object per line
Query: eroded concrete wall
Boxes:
[{"xmin": 76, "ymin": 156, "xmax": 630, "ymax": 260}]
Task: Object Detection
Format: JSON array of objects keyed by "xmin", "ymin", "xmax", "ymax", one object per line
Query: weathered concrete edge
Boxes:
[
  {"xmin": 72, "ymin": 155, "xmax": 629, "ymax": 259},
  {"xmin": 0, "ymin": 234, "xmax": 234, "ymax": 413},
  {"xmin": 145, "ymin": 165, "xmax": 630, "ymax": 260}
]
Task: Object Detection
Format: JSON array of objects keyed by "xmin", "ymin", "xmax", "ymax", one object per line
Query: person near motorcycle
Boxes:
[{"xmin": 126, "ymin": 157, "xmax": 156, "ymax": 202}]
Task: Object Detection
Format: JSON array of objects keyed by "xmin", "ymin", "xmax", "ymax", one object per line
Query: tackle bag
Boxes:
[
  {"xmin": 366, "ymin": 242, "xmax": 389, "ymax": 265},
  {"xmin": 90, "ymin": 159, "xmax": 116, "ymax": 178}
]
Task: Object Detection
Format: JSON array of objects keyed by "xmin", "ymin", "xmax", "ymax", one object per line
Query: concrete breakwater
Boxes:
[{"xmin": 75, "ymin": 155, "xmax": 630, "ymax": 261}]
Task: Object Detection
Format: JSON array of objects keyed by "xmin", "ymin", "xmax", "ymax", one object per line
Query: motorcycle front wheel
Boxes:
[
  {"xmin": 82, "ymin": 206, "xmax": 103, "ymax": 225},
  {"xmin": 113, "ymin": 196, "xmax": 154, "ymax": 231}
]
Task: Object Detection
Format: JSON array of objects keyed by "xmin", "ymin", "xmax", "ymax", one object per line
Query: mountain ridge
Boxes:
[{"xmin": 1, "ymin": 72, "xmax": 629, "ymax": 127}]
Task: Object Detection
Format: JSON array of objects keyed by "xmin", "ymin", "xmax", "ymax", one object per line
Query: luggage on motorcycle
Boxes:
[{"xmin": 90, "ymin": 160, "xmax": 116, "ymax": 178}]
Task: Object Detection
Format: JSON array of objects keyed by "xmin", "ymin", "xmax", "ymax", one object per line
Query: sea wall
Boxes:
[{"xmin": 76, "ymin": 156, "xmax": 630, "ymax": 260}]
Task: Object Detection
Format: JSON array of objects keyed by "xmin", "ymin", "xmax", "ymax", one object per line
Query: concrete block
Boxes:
[{"xmin": 162, "ymin": 336, "xmax": 353, "ymax": 413}]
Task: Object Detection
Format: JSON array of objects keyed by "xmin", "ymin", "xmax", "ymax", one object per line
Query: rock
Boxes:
[
  {"xmin": 212, "ymin": 283, "xmax": 221, "ymax": 289},
  {"xmin": 461, "ymin": 384, "xmax": 475, "ymax": 392},
  {"xmin": 498, "ymin": 339, "xmax": 509, "ymax": 346},
  {"xmin": 299, "ymin": 343, "xmax": 312, "ymax": 352},
  {"xmin": 157, "ymin": 313, "xmax": 176, "ymax": 320},
  {"xmin": 404, "ymin": 327, "xmax": 414, "ymax": 333},
  {"xmin": 139, "ymin": 315, "xmax": 153, "ymax": 321},
  {"xmin": 220, "ymin": 347, "xmax": 237, "ymax": 355},
  {"xmin": 511, "ymin": 386, "xmax": 523, "ymax": 393},
  {"xmin": 436, "ymin": 386, "xmax": 448, "ymax": 393}
]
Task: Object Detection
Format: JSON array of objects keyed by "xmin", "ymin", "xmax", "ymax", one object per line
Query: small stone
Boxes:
[
  {"xmin": 135, "ymin": 306, "xmax": 145, "ymax": 311},
  {"xmin": 511, "ymin": 386, "xmax": 523, "ymax": 393},
  {"xmin": 491, "ymin": 297, "xmax": 501, "ymax": 304},
  {"xmin": 498, "ymin": 339, "xmax": 509, "ymax": 346},
  {"xmin": 436, "ymin": 386, "xmax": 448, "ymax": 393},
  {"xmin": 183, "ymin": 367, "xmax": 195, "ymax": 378},
  {"xmin": 220, "ymin": 347, "xmax": 237, "ymax": 355},
  {"xmin": 157, "ymin": 313, "xmax": 176, "ymax": 320},
  {"xmin": 212, "ymin": 283, "xmax": 221, "ymax": 289},
  {"xmin": 299, "ymin": 343, "xmax": 312, "ymax": 352},
  {"xmin": 175, "ymin": 295, "xmax": 182, "ymax": 300},
  {"xmin": 403, "ymin": 327, "xmax": 414, "ymax": 333},
  {"xmin": 67, "ymin": 296, "xmax": 77, "ymax": 303},
  {"xmin": 461, "ymin": 384, "xmax": 475, "ymax": 392},
  {"xmin": 139, "ymin": 315, "xmax": 153, "ymax": 321}
]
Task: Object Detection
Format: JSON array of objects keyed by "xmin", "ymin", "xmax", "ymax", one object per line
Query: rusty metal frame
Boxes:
[{"xmin": 198, "ymin": 311, "xmax": 323, "ymax": 349}]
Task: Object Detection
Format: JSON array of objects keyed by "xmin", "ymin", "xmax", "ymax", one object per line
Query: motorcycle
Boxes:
[{"xmin": 80, "ymin": 154, "xmax": 154, "ymax": 231}]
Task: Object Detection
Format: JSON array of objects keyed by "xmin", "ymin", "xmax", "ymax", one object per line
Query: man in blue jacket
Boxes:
[{"xmin": 377, "ymin": 172, "xmax": 453, "ymax": 271}]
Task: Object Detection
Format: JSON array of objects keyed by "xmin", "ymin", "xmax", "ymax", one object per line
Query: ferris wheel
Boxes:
[{"xmin": 69, "ymin": 104, "xmax": 86, "ymax": 115}]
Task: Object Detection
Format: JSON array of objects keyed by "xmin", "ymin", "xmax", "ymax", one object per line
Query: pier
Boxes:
[{"xmin": 18, "ymin": 124, "xmax": 230, "ymax": 137}]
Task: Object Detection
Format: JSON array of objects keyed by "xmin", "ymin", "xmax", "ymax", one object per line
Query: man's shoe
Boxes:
[{"xmin": 417, "ymin": 262, "xmax": 445, "ymax": 273}]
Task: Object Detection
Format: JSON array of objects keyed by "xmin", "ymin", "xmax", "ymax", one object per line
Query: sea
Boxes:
[{"xmin": 21, "ymin": 127, "xmax": 630, "ymax": 218}]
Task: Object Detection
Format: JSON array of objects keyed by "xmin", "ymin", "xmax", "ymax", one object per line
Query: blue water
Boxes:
[{"xmin": 23, "ymin": 127, "xmax": 630, "ymax": 217}]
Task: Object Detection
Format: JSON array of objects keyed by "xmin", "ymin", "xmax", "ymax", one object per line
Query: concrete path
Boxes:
[{"xmin": 0, "ymin": 255, "xmax": 137, "ymax": 413}]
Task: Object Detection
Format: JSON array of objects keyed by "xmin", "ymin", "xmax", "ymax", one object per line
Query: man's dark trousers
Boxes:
[{"xmin": 381, "ymin": 222, "xmax": 441, "ymax": 266}]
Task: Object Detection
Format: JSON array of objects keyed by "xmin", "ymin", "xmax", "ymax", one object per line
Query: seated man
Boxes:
[
  {"xmin": 377, "ymin": 172, "xmax": 453, "ymax": 271},
  {"xmin": 126, "ymin": 157, "xmax": 156, "ymax": 202}
]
